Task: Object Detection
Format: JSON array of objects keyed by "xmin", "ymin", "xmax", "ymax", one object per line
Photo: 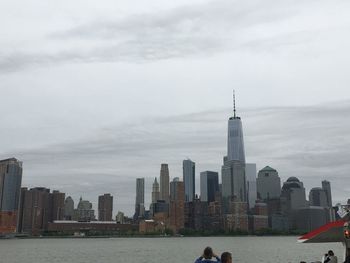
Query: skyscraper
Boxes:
[
  {"xmin": 169, "ymin": 178, "xmax": 185, "ymax": 232},
  {"xmin": 309, "ymin": 188, "xmax": 328, "ymax": 207},
  {"xmin": 281, "ymin": 177, "xmax": 307, "ymax": 214},
  {"xmin": 64, "ymin": 196, "xmax": 74, "ymax": 220},
  {"xmin": 0, "ymin": 158, "xmax": 23, "ymax": 234},
  {"xmin": 49, "ymin": 190, "xmax": 65, "ymax": 222},
  {"xmin": 222, "ymin": 92, "xmax": 247, "ymax": 211},
  {"xmin": 246, "ymin": 163, "xmax": 257, "ymax": 209},
  {"xmin": 256, "ymin": 166, "xmax": 281, "ymax": 200},
  {"xmin": 183, "ymin": 159, "xmax": 195, "ymax": 202},
  {"xmin": 98, "ymin": 193, "xmax": 113, "ymax": 221},
  {"xmin": 18, "ymin": 187, "xmax": 50, "ymax": 235},
  {"xmin": 151, "ymin": 177, "xmax": 160, "ymax": 203},
  {"xmin": 200, "ymin": 171, "xmax": 219, "ymax": 203},
  {"xmin": 160, "ymin": 164, "xmax": 169, "ymax": 203},
  {"xmin": 134, "ymin": 178, "xmax": 145, "ymax": 219},
  {"xmin": 322, "ymin": 180, "xmax": 333, "ymax": 207}
]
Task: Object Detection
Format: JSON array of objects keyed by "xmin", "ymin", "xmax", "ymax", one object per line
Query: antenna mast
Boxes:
[{"xmin": 233, "ymin": 90, "xmax": 236, "ymax": 118}]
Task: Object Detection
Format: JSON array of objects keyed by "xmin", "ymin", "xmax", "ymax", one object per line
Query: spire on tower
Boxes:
[{"xmin": 233, "ymin": 89, "xmax": 236, "ymax": 118}]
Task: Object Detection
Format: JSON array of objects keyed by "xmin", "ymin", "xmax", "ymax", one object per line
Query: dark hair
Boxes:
[
  {"xmin": 203, "ymin": 247, "xmax": 213, "ymax": 259},
  {"xmin": 221, "ymin": 252, "xmax": 232, "ymax": 263},
  {"xmin": 328, "ymin": 250, "xmax": 334, "ymax": 256}
]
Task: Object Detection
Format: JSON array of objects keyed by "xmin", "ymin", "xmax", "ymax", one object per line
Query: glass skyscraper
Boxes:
[
  {"xmin": 221, "ymin": 92, "xmax": 247, "ymax": 212},
  {"xmin": 183, "ymin": 159, "xmax": 195, "ymax": 202},
  {"xmin": 0, "ymin": 158, "xmax": 23, "ymax": 234}
]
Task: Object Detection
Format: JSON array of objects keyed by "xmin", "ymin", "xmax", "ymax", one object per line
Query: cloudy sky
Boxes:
[{"xmin": 1, "ymin": 0, "xmax": 350, "ymax": 216}]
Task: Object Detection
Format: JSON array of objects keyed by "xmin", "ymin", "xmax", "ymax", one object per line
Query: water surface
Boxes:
[{"xmin": 0, "ymin": 236, "xmax": 344, "ymax": 263}]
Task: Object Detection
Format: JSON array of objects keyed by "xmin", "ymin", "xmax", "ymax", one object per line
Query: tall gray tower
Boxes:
[
  {"xmin": 221, "ymin": 92, "xmax": 247, "ymax": 212},
  {"xmin": 134, "ymin": 178, "xmax": 145, "ymax": 219},
  {"xmin": 183, "ymin": 159, "xmax": 195, "ymax": 202},
  {"xmin": 152, "ymin": 177, "xmax": 160, "ymax": 203},
  {"xmin": 322, "ymin": 180, "xmax": 332, "ymax": 207},
  {"xmin": 160, "ymin": 164, "xmax": 170, "ymax": 203}
]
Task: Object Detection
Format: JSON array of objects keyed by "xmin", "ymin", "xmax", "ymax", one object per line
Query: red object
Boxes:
[{"xmin": 299, "ymin": 220, "xmax": 346, "ymax": 243}]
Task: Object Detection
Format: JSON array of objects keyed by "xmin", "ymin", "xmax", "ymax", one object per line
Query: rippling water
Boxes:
[{"xmin": 0, "ymin": 236, "xmax": 344, "ymax": 263}]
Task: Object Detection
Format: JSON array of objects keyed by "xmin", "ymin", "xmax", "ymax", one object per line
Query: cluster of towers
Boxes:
[{"xmin": 134, "ymin": 92, "xmax": 336, "ymax": 234}]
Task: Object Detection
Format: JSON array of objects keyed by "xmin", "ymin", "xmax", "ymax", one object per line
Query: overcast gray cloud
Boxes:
[
  {"xmin": 0, "ymin": 0, "xmax": 350, "ymax": 216},
  {"xmin": 2, "ymin": 101, "xmax": 349, "ymax": 216},
  {"xmin": 1, "ymin": 0, "xmax": 350, "ymax": 73}
]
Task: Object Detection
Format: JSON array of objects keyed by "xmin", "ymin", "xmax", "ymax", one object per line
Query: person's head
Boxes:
[
  {"xmin": 328, "ymin": 250, "xmax": 334, "ymax": 256},
  {"xmin": 203, "ymin": 247, "xmax": 213, "ymax": 259},
  {"xmin": 221, "ymin": 252, "xmax": 232, "ymax": 263}
]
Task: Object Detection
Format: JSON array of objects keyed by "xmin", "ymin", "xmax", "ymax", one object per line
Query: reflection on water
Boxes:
[{"xmin": 0, "ymin": 236, "xmax": 344, "ymax": 263}]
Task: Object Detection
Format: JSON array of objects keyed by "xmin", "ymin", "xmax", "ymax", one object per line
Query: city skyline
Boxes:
[
  {"xmin": 2, "ymin": 100, "xmax": 349, "ymax": 217},
  {"xmin": 1, "ymin": 0, "xmax": 350, "ymax": 216}
]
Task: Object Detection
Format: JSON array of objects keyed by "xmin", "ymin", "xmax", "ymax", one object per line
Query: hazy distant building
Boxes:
[
  {"xmin": 183, "ymin": 159, "xmax": 195, "ymax": 202},
  {"xmin": 257, "ymin": 166, "xmax": 281, "ymax": 200},
  {"xmin": 222, "ymin": 93, "xmax": 247, "ymax": 212},
  {"xmin": 98, "ymin": 193, "xmax": 113, "ymax": 221},
  {"xmin": 322, "ymin": 180, "xmax": 333, "ymax": 207},
  {"xmin": 74, "ymin": 197, "xmax": 95, "ymax": 222},
  {"xmin": 64, "ymin": 196, "xmax": 74, "ymax": 220},
  {"xmin": 246, "ymin": 163, "xmax": 257, "ymax": 209},
  {"xmin": 160, "ymin": 164, "xmax": 170, "ymax": 203},
  {"xmin": 281, "ymin": 177, "xmax": 307, "ymax": 229},
  {"xmin": 309, "ymin": 188, "xmax": 328, "ymax": 207},
  {"xmin": 116, "ymin": 211, "xmax": 125, "ymax": 224},
  {"xmin": 134, "ymin": 178, "xmax": 145, "ymax": 219},
  {"xmin": 152, "ymin": 177, "xmax": 160, "ymax": 203},
  {"xmin": 281, "ymin": 177, "xmax": 307, "ymax": 211},
  {"xmin": 200, "ymin": 171, "xmax": 219, "ymax": 203},
  {"xmin": 0, "ymin": 158, "xmax": 23, "ymax": 234},
  {"xmin": 169, "ymin": 178, "xmax": 185, "ymax": 232}
]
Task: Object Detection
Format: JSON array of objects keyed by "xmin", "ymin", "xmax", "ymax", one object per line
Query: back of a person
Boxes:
[
  {"xmin": 328, "ymin": 255, "xmax": 337, "ymax": 263},
  {"xmin": 194, "ymin": 247, "xmax": 221, "ymax": 263}
]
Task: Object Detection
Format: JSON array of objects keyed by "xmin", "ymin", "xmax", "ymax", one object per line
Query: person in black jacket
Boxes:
[{"xmin": 194, "ymin": 247, "xmax": 221, "ymax": 263}]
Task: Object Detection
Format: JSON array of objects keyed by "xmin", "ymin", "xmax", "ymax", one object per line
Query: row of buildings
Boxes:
[{"xmin": 0, "ymin": 160, "xmax": 136, "ymax": 236}]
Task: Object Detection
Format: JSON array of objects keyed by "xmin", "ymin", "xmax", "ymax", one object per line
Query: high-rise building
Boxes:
[
  {"xmin": 309, "ymin": 188, "xmax": 328, "ymax": 207},
  {"xmin": 281, "ymin": 177, "xmax": 307, "ymax": 211},
  {"xmin": 64, "ymin": 196, "xmax": 74, "ymax": 220},
  {"xmin": 151, "ymin": 177, "xmax": 160, "ymax": 203},
  {"xmin": 200, "ymin": 171, "xmax": 219, "ymax": 203},
  {"xmin": 246, "ymin": 163, "xmax": 257, "ymax": 209},
  {"xmin": 0, "ymin": 158, "xmax": 23, "ymax": 234},
  {"xmin": 256, "ymin": 166, "xmax": 281, "ymax": 200},
  {"xmin": 183, "ymin": 159, "xmax": 195, "ymax": 202},
  {"xmin": 74, "ymin": 197, "xmax": 95, "ymax": 222},
  {"xmin": 18, "ymin": 187, "xmax": 51, "ymax": 235},
  {"xmin": 49, "ymin": 190, "xmax": 65, "ymax": 222},
  {"xmin": 98, "ymin": 193, "xmax": 113, "ymax": 221},
  {"xmin": 134, "ymin": 178, "xmax": 145, "ymax": 219},
  {"xmin": 221, "ymin": 92, "xmax": 247, "ymax": 212},
  {"xmin": 322, "ymin": 180, "xmax": 333, "ymax": 207},
  {"xmin": 160, "ymin": 164, "xmax": 170, "ymax": 203},
  {"xmin": 169, "ymin": 179, "xmax": 185, "ymax": 233}
]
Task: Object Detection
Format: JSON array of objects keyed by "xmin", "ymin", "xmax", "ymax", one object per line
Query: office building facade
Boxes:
[{"xmin": 200, "ymin": 171, "xmax": 219, "ymax": 203}]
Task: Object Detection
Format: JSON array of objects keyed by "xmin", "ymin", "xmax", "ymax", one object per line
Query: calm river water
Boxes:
[{"xmin": 0, "ymin": 236, "xmax": 344, "ymax": 263}]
